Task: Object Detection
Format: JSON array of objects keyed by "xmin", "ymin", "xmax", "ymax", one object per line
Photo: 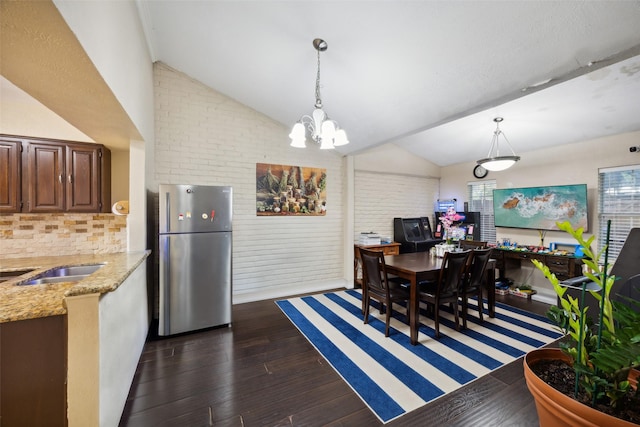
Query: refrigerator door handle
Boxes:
[{"xmin": 164, "ymin": 192, "xmax": 171, "ymax": 233}]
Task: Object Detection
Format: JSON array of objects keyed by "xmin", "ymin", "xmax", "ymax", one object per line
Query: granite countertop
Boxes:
[{"xmin": 0, "ymin": 251, "xmax": 150, "ymax": 323}]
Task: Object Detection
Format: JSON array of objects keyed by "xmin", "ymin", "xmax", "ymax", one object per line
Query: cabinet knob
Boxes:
[
  {"xmin": 68, "ymin": 174, "xmax": 73, "ymax": 184},
  {"xmin": 59, "ymin": 174, "xmax": 62, "ymax": 183}
]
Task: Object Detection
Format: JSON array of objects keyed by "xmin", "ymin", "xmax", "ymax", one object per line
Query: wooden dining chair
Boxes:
[
  {"xmin": 460, "ymin": 248, "xmax": 492, "ymax": 328},
  {"xmin": 418, "ymin": 250, "xmax": 471, "ymax": 338},
  {"xmin": 360, "ymin": 248, "xmax": 410, "ymax": 337}
]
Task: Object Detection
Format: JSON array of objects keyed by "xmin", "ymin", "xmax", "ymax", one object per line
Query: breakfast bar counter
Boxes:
[
  {"xmin": 1, "ymin": 250, "xmax": 151, "ymax": 426},
  {"xmin": 0, "ymin": 250, "xmax": 149, "ymax": 323}
]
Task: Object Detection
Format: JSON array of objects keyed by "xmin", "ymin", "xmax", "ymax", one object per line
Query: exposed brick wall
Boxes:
[
  {"xmin": 153, "ymin": 63, "xmax": 345, "ymax": 301},
  {"xmin": 354, "ymin": 171, "xmax": 439, "ymax": 241},
  {"xmin": 0, "ymin": 213, "xmax": 127, "ymax": 258}
]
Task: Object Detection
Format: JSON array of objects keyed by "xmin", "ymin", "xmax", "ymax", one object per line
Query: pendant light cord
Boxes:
[{"xmin": 315, "ymin": 48, "xmax": 323, "ymax": 109}]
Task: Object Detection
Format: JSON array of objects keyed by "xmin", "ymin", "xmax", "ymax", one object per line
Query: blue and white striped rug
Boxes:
[{"xmin": 276, "ymin": 289, "xmax": 561, "ymax": 423}]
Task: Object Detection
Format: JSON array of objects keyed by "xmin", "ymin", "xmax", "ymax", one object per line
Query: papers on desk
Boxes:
[{"xmin": 359, "ymin": 232, "xmax": 381, "ymax": 245}]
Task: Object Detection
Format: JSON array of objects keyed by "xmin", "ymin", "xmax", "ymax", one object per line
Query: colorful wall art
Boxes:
[
  {"xmin": 493, "ymin": 184, "xmax": 588, "ymax": 231},
  {"xmin": 256, "ymin": 163, "xmax": 327, "ymax": 216}
]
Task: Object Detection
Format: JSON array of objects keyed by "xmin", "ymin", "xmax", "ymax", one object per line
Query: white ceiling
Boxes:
[{"xmin": 136, "ymin": 0, "xmax": 640, "ymax": 167}]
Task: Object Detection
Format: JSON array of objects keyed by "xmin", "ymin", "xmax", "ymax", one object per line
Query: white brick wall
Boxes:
[
  {"xmin": 355, "ymin": 171, "xmax": 439, "ymax": 241},
  {"xmin": 153, "ymin": 63, "xmax": 345, "ymax": 302}
]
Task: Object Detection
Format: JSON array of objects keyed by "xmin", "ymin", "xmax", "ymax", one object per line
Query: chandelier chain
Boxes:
[{"xmin": 315, "ymin": 48, "xmax": 322, "ymax": 109}]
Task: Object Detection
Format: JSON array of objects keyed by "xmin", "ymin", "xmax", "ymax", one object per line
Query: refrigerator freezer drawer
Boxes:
[{"xmin": 159, "ymin": 232, "xmax": 232, "ymax": 336}]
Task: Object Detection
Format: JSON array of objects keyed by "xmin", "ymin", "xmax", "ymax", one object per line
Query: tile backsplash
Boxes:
[{"xmin": 0, "ymin": 213, "xmax": 127, "ymax": 259}]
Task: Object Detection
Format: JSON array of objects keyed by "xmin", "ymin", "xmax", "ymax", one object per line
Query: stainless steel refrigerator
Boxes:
[{"xmin": 158, "ymin": 184, "xmax": 232, "ymax": 336}]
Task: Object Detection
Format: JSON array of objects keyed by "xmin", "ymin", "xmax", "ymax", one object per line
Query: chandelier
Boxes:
[
  {"xmin": 476, "ymin": 117, "xmax": 520, "ymax": 171},
  {"xmin": 289, "ymin": 38, "xmax": 349, "ymax": 149}
]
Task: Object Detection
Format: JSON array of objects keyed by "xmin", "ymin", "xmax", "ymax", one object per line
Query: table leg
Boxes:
[
  {"xmin": 355, "ymin": 257, "xmax": 365, "ymax": 314},
  {"xmin": 410, "ymin": 278, "xmax": 419, "ymax": 345},
  {"xmin": 486, "ymin": 266, "xmax": 496, "ymax": 318}
]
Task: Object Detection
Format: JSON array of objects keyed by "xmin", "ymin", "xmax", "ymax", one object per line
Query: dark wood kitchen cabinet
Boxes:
[
  {"xmin": 0, "ymin": 137, "xmax": 21, "ymax": 212},
  {"xmin": 27, "ymin": 141, "xmax": 66, "ymax": 211},
  {"xmin": 0, "ymin": 315, "xmax": 67, "ymax": 427},
  {"xmin": 0, "ymin": 134, "xmax": 111, "ymax": 213},
  {"xmin": 66, "ymin": 143, "xmax": 104, "ymax": 211}
]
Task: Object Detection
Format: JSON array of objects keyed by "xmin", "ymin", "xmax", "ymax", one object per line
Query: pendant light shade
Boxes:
[
  {"xmin": 288, "ymin": 123, "xmax": 306, "ymax": 148},
  {"xmin": 477, "ymin": 117, "xmax": 520, "ymax": 171}
]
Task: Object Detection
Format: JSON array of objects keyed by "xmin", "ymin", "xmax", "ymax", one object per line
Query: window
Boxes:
[
  {"xmin": 467, "ymin": 180, "xmax": 496, "ymax": 244},
  {"xmin": 598, "ymin": 165, "xmax": 640, "ymax": 260}
]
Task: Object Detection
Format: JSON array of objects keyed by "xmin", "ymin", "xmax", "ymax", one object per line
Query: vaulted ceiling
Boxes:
[
  {"xmin": 136, "ymin": 0, "xmax": 640, "ymax": 166},
  {"xmin": 2, "ymin": 1, "xmax": 640, "ymax": 166}
]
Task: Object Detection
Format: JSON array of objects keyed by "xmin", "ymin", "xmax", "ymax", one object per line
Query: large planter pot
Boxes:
[{"xmin": 524, "ymin": 348, "xmax": 637, "ymax": 427}]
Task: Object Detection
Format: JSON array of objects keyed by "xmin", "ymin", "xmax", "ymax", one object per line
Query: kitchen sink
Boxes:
[
  {"xmin": 0, "ymin": 269, "xmax": 36, "ymax": 283},
  {"xmin": 20, "ymin": 264, "xmax": 105, "ymax": 285}
]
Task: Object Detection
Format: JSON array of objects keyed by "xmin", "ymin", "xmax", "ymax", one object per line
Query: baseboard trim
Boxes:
[
  {"xmin": 532, "ymin": 293, "xmax": 556, "ymax": 305},
  {"xmin": 233, "ymin": 279, "xmax": 350, "ymax": 304}
]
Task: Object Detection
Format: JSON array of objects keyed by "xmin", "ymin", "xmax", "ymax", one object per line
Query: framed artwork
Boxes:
[
  {"xmin": 256, "ymin": 163, "xmax": 327, "ymax": 216},
  {"xmin": 493, "ymin": 184, "xmax": 588, "ymax": 231}
]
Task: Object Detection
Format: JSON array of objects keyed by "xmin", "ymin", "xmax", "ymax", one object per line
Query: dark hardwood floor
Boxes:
[{"xmin": 119, "ymin": 292, "xmax": 554, "ymax": 426}]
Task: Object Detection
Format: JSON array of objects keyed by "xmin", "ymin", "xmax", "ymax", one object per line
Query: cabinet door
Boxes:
[
  {"xmin": 0, "ymin": 138, "xmax": 21, "ymax": 212},
  {"xmin": 66, "ymin": 144, "xmax": 101, "ymax": 212},
  {"xmin": 26, "ymin": 142, "xmax": 65, "ymax": 212}
]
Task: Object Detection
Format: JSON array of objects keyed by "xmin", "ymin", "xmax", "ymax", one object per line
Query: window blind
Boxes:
[
  {"xmin": 468, "ymin": 180, "xmax": 497, "ymax": 244},
  {"xmin": 598, "ymin": 165, "xmax": 640, "ymax": 260}
]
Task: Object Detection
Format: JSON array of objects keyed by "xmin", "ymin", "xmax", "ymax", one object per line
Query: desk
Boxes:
[
  {"xmin": 492, "ymin": 248, "xmax": 583, "ymax": 281},
  {"xmin": 354, "ymin": 243, "xmax": 401, "ymax": 288},
  {"xmin": 384, "ymin": 252, "xmax": 496, "ymax": 345}
]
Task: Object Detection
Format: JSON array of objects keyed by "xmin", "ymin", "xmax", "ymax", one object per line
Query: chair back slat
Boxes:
[
  {"xmin": 360, "ymin": 248, "xmax": 389, "ymax": 294},
  {"xmin": 467, "ymin": 248, "xmax": 492, "ymax": 289},
  {"xmin": 439, "ymin": 250, "xmax": 471, "ymax": 295}
]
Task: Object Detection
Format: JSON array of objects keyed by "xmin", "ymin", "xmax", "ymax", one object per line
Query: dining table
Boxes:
[{"xmin": 383, "ymin": 251, "xmax": 496, "ymax": 345}]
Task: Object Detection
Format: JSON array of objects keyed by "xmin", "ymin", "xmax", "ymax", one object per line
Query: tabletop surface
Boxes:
[{"xmin": 384, "ymin": 252, "xmax": 445, "ymax": 273}]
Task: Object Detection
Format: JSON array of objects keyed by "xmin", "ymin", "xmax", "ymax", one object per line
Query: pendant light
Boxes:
[{"xmin": 477, "ymin": 117, "xmax": 520, "ymax": 171}]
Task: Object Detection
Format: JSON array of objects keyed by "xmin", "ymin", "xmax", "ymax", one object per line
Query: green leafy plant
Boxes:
[{"xmin": 532, "ymin": 221, "xmax": 640, "ymax": 409}]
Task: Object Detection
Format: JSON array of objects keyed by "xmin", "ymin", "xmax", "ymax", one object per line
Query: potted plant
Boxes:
[{"xmin": 524, "ymin": 220, "xmax": 640, "ymax": 426}]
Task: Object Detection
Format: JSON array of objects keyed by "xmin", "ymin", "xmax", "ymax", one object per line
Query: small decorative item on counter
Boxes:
[
  {"xmin": 434, "ymin": 243, "xmax": 456, "ymax": 257},
  {"xmin": 111, "ymin": 200, "xmax": 129, "ymax": 215}
]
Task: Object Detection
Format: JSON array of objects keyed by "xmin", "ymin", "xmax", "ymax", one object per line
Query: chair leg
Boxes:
[
  {"xmin": 363, "ymin": 296, "xmax": 370, "ymax": 324},
  {"xmin": 477, "ymin": 289, "xmax": 484, "ymax": 322},
  {"xmin": 453, "ymin": 299, "xmax": 460, "ymax": 331},
  {"xmin": 385, "ymin": 303, "xmax": 391, "ymax": 337},
  {"xmin": 434, "ymin": 305, "xmax": 440, "ymax": 338},
  {"xmin": 426, "ymin": 302, "xmax": 434, "ymax": 317},
  {"xmin": 462, "ymin": 296, "xmax": 468, "ymax": 329}
]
